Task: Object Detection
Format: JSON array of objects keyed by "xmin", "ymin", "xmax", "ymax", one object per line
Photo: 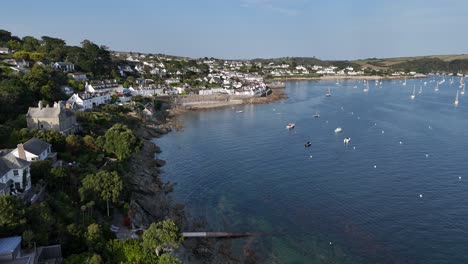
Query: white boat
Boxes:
[
  {"xmin": 325, "ymin": 87, "xmax": 332, "ymax": 97},
  {"xmin": 461, "ymin": 84, "xmax": 465, "ymax": 96},
  {"xmin": 403, "ymin": 77, "xmax": 407, "ymax": 86},
  {"xmin": 411, "ymin": 86, "xmax": 416, "ymax": 100},
  {"xmin": 334, "ymin": 127, "xmax": 342, "ymax": 133},
  {"xmin": 454, "ymin": 90, "xmax": 459, "ymax": 106},
  {"xmin": 313, "ymin": 112, "xmax": 320, "ymax": 118},
  {"xmin": 435, "ymin": 82, "xmax": 439, "ymax": 92},
  {"xmin": 343, "ymin": 137, "xmax": 351, "ymax": 144},
  {"xmin": 363, "ymin": 82, "xmax": 369, "ymax": 92},
  {"xmin": 418, "ymin": 86, "xmax": 422, "ymax": 94},
  {"xmin": 286, "ymin": 123, "xmax": 295, "ymax": 129}
]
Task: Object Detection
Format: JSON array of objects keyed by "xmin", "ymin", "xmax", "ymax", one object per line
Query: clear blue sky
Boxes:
[{"xmin": 1, "ymin": 0, "xmax": 467, "ymax": 60}]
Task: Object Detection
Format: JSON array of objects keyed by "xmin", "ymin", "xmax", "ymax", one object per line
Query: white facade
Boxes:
[
  {"xmin": 0, "ymin": 166, "xmax": 31, "ymax": 195},
  {"xmin": 67, "ymin": 93, "xmax": 111, "ymax": 110}
]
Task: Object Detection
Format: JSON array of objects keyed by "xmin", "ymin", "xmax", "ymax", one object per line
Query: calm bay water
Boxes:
[{"xmin": 156, "ymin": 77, "xmax": 468, "ymax": 264}]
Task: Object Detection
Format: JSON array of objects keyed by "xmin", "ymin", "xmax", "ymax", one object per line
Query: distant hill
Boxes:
[{"xmin": 352, "ymin": 54, "xmax": 468, "ymax": 73}]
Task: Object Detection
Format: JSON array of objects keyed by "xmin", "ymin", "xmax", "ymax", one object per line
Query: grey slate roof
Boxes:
[
  {"xmin": 0, "ymin": 154, "xmax": 31, "ymax": 176},
  {"xmin": 0, "ymin": 236, "xmax": 21, "ymax": 255},
  {"xmin": 23, "ymin": 138, "xmax": 51, "ymax": 156},
  {"xmin": 27, "ymin": 106, "xmax": 74, "ymax": 119}
]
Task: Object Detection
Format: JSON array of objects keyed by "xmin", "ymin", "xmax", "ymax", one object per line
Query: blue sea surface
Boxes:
[{"xmin": 156, "ymin": 77, "xmax": 468, "ymax": 263}]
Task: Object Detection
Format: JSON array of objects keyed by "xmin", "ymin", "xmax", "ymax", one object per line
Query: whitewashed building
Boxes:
[{"xmin": 67, "ymin": 92, "xmax": 111, "ymax": 110}]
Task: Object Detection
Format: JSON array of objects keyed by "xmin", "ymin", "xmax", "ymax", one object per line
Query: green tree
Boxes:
[
  {"xmin": 30, "ymin": 160, "xmax": 52, "ymax": 184},
  {"xmin": 83, "ymin": 135, "xmax": 97, "ymax": 151},
  {"xmin": 66, "ymin": 134, "xmax": 83, "ymax": 154},
  {"xmin": 35, "ymin": 129, "xmax": 66, "ymax": 152},
  {"xmin": 30, "ymin": 52, "xmax": 45, "ymax": 62},
  {"xmin": 158, "ymin": 253, "xmax": 182, "ymax": 264},
  {"xmin": 22, "ymin": 36, "xmax": 40, "ymax": 52},
  {"xmin": 86, "ymin": 223, "xmax": 106, "ymax": 252},
  {"xmin": 0, "ymin": 78, "xmax": 33, "ymax": 123},
  {"xmin": 13, "ymin": 51, "xmax": 30, "ymax": 60},
  {"xmin": 26, "ymin": 202, "xmax": 54, "ymax": 245},
  {"xmin": 0, "ymin": 195, "xmax": 26, "ymax": 235},
  {"xmin": 106, "ymin": 239, "xmax": 145, "ymax": 263},
  {"xmin": 7, "ymin": 39, "xmax": 21, "ymax": 51},
  {"xmin": 97, "ymin": 124, "xmax": 140, "ymax": 160},
  {"xmin": 49, "ymin": 167, "xmax": 70, "ymax": 192},
  {"xmin": 142, "ymin": 220, "xmax": 183, "ymax": 257},
  {"xmin": 81, "ymin": 171, "xmax": 123, "ymax": 217},
  {"xmin": 22, "ymin": 229, "xmax": 35, "ymax": 249}
]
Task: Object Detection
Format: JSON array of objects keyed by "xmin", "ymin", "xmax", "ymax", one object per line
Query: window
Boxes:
[{"xmin": 13, "ymin": 170, "xmax": 19, "ymax": 176}]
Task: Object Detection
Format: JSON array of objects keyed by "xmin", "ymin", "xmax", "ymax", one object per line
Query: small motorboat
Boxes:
[
  {"xmin": 286, "ymin": 123, "xmax": 295, "ymax": 129},
  {"xmin": 334, "ymin": 127, "xmax": 342, "ymax": 133},
  {"xmin": 343, "ymin": 137, "xmax": 351, "ymax": 144},
  {"xmin": 304, "ymin": 141, "xmax": 312, "ymax": 147},
  {"xmin": 313, "ymin": 112, "xmax": 320, "ymax": 118}
]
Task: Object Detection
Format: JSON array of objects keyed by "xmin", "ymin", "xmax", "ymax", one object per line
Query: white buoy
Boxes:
[
  {"xmin": 381, "ymin": 130, "xmax": 385, "ymax": 134},
  {"xmin": 357, "ymin": 116, "xmax": 360, "ymax": 120},
  {"xmin": 419, "ymin": 194, "xmax": 423, "ymax": 198},
  {"xmin": 374, "ymin": 123, "xmax": 377, "ymax": 126},
  {"xmin": 459, "ymin": 176, "xmax": 462, "ymax": 180},
  {"xmin": 399, "ymin": 141, "xmax": 403, "ymax": 144},
  {"xmin": 374, "ymin": 165, "xmax": 377, "ymax": 168},
  {"xmin": 310, "ymin": 155, "xmax": 313, "ymax": 158},
  {"xmin": 353, "ymin": 147, "xmax": 356, "ymax": 150},
  {"xmin": 425, "ymin": 154, "xmax": 429, "ymax": 157},
  {"xmin": 428, "ymin": 125, "xmax": 432, "ymax": 129},
  {"xmin": 329, "ymin": 242, "xmax": 332, "ymax": 245}
]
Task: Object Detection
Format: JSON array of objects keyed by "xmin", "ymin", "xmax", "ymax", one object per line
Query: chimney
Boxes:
[
  {"xmin": 38, "ymin": 101, "xmax": 43, "ymax": 109},
  {"xmin": 17, "ymin": 144, "xmax": 26, "ymax": 160},
  {"xmin": 54, "ymin": 101, "xmax": 59, "ymax": 108}
]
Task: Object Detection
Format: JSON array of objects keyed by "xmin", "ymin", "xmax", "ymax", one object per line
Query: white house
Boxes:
[
  {"xmin": 52, "ymin": 62, "xmax": 75, "ymax": 72},
  {"xmin": 85, "ymin": 80, "xmax": 121, "ymax": 93},
  {"xmin": 67, "ymin": 92, "xmax": 111, "ymax": 110},
  {"xmin": 0, "ymin": 153, "xmax": 31, "ymax": 196},
  {"xmin": 0, "ymin": 47, "xmax": 11, "ymax": 54},
  {"xmin": 10, "ymin": 138, "xmax": 55, "ymax": 162}
]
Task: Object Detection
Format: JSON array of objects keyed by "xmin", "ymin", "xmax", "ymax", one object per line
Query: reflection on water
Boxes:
[{"xmin": 156, "ymin": 77, "xmax": 468, "ymax": 264}]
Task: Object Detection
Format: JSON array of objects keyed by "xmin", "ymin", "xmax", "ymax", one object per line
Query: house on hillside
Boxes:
[
  {"xmin": 0, "ymin": 153, "xmax": 31, "ymax": 196},
  {"xmin": 52, "ymin": 62, "xmax": 75, "ymax": 72},
  {"xmin": 68, "ymin": 72, "xmax": 88, "ymax": 81},
  {"xmin": 85, "ymin": 79, "xmax": 120, "ymax": 93},
  {"xmin": 0, "ymin": 236, "xmax": 63, "ymax": 263},
  {"xmin": 0, "ymin": 47, "xmax": 11, "ymax": 54},
  {"xmin": 67, "ymin": 92, "xmax": 111, "ymax": 110},
  {"xmin": 10, "ymin": 138, "xmax": 56, "ymax": 163},
  {"xmin": 3, "ymin": 59, "xmax": 29, "ymax": 68},
  {"xmin": 26, "ymin": 101, "xmax": 78, "ymax": 135}
]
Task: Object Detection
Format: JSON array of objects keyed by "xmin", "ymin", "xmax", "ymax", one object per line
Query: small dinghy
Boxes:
[
  {"xmin": 343, "ymin": 137, "xmax": 351, "ymax": 144},
  {"xmin": 286, "ymin": 123, "xmax": 295, "ymax": 129},
  {"xmin": 335, "ymin": 127, "xmax": 342, "ymax": 133},
  {"xmin": 304, "ymin": 141, "xmax": 312, "ymax": 147}
]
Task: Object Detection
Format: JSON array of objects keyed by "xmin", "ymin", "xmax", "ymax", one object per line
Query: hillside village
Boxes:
[{"xmin": 1, "ymin": 27, "xmax": 468, "ymax": 263}]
